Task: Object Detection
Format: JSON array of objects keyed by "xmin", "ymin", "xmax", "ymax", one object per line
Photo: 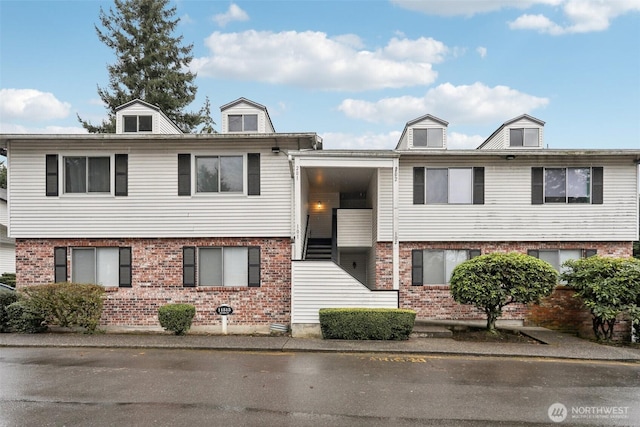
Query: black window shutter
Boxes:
[
  {"xmin": 584, "ymin": 249, "xmax": 597, "ymax": 258},
  {"xmin": 247, "ymin": 153, "xmax": 260, "ymax": 195},
  {"xmin": 115, "ymin": 154, "xmax": 128, "ymax": 196},
  {"xmin": 592, "ymin": 167, "xmax": 603, "ymax": 204},
  {"xmin": 411, "ymin": 249, "xmax": 423, "ymax": 286},
  {"xmin": 54, "ymin": 247, "xmax": 67, "ymax": 282},
  {"xmin": 531, "ymin": 168, "xmax": 544, "ymax": 205},
  {"xmin": 46, "ymin": 154, "xmax": 59, "ymax": 196},
  {"xmin": 248, "ymin": 247, "xmax": 260, "ymax": 287},
  {"xmin": 119, "ymin": 247, "xmax": 132, "ymax": 287},
  {"xmin": 413, "ymin": 167, "xmax": 425, "ymax": 205},
  {"xmin": 178, "ymin": 154, "xmax": 191, "ymax": 196},
  {"xmin": 469, "ymin": 249, "xmax": 481, "ymax": 259},
  {"xmin": 183, "ymin": 246, "xmax": 196, "ymax": 287},
  {"xmin": 473, "ymin": 167, "xmax": 485, "ymax": 205},
  {"xmin": 527, "ymin": 249, "xmax": 539, "ymax": 258}
]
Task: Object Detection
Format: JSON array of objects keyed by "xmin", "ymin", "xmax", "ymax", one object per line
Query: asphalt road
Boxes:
[{"xmin": 0, "ymin": 347, "xmax": 638, "ymax": 426}]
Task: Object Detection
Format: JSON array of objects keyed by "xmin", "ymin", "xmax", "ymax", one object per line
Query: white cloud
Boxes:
[
  {"xmin": 447, "ymin": 132, "xmax": 486, "ymax": 149},
  {"xmin": 510, "ymin": 0, "xmax": 640, "ymax": 34},
  {"xmin": 213, "ymin": 4, "xmax": 249, "ymax": 27},
  {"xmin": 320, "ymin": 131, "xmax": 402, "ymax": 150},
  {"xmin": 0, "ymin": 122, "xmax": 87, "ymax": 134},
  {"xmin": 338, "ymin": 82, "xmax": 549, "ymax": 124},
  {"xmin": 192, "ymin": 31, "xmax": 445, "ymax": 91},
  {"xmin": 0, "ymin": 89, "xmax": 71, "ymax": 121},
  {"xmin": 179, "ymin": 13, "xmax": 194, "ymax": 25},
  {"xmin": 392, "ymin": 0, "xmax": 562, "ymax": 17},
  {"xmin": 476, "ymin": 46, "xmax": 487, "ymax": 58}
]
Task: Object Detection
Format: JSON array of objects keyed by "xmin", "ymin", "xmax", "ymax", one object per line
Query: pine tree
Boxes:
[{"xmin": 78, "ymin": 0, "xmax": 202, "ymax": 133}]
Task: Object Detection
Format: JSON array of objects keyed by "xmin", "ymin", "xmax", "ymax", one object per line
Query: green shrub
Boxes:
[
  {"xmin": 21, "ymin": 283, "xmax": 105, "ymax": 333},
  {"xmin": 0, "ymin": 289, "xmax": 20, "ymax": 332},
  {"xmin": 562, "ymin": 256, "xmax": 640, "ymax": 341},
  {"xmin": 0, "ymin": 273, "xmax": 16, "ymax": 288},
  {"xmin": 158, "ymin": 303, "xmax": 196, "ymax": 335},
  {"xmin": 450, "ymin": 252, "xmax": 558, "ymax": 332},
  {"xmin": 6, "ymin": 300, "xmax": 47, "ymax": 334},
  {"xmin": 319, "ymin": 308, "xmax": 416, "ymax": 340}
]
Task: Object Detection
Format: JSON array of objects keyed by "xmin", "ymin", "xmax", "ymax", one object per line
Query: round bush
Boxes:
[
  {"xmin": 0, "ymin": 289, "xmax": 20, "ymax": 332},
  {"xmin": 7, "ymin": 300, "xmax": 47, "ymax": 334},
  {"xmin": 158, "ymin": 303, "xmax": 196, "ymax": 335}
]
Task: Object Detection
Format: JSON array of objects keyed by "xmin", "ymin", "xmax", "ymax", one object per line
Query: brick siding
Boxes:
[{"xmin": 16, "ymin": 237, "xmax": 291, "ymax": 328}]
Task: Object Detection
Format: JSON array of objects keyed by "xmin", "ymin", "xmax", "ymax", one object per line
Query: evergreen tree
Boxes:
[
  {"xmin": 78, "ymin": 0, "xmax": 202, "ymax": 133},
  {"xmin": 199, "ymin": 96, "xmax": 217, "ymax": 134}
]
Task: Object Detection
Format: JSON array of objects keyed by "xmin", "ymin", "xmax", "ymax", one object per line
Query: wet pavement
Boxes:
[{"xmin": 1, "ymin": 324, "xmax": 638, "ymax": 362}]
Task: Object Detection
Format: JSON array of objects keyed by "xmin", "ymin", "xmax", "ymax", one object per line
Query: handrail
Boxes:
[{"xmin": 302, "ymin": 214, "xmax": 311, "ymax": 260}]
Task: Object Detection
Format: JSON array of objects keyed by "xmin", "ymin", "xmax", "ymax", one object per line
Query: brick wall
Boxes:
[
  {"xmin": 16, "ymin": 237, "xmax": 292, "ymax": 329},
  {"xmin": 397, "ymin": 241, "xmax": 632, "ymax": 322}
]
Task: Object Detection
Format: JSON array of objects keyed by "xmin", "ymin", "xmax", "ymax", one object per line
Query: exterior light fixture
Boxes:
[
  {"xmin": 271, "ymin": 146, "xmax": 280, "ymax": 154},
  {"xmin": 505, "ymin": 155, "xmax": 516, "ymax": 160}
]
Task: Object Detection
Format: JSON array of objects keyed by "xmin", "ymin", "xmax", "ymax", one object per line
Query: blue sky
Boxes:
[{"xmin": 1, "ymin": 0, "xmax": 639, "ymax": 150}]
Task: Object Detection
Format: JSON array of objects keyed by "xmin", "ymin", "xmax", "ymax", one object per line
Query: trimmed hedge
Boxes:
[
  {"xmin": 158, "ymin": 303, "xmax": 196, "ymax": 335},
  {"xmin": 0, "ymin": 289, "xmax": 19, "ymax": 332},
  {"xmin": 21, "ymin": 283, "xmax": 105, "ymax": 333},
  {"xmin": 319, "ymin": 308, "xmax": 416, "ymax": 340}
]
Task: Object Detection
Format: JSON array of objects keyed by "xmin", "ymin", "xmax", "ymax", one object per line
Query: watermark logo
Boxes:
[
  {"xmin": 548, "ymin": 403, "xmax": 630, "ymax": 423},
  {"xmin": 548, "ymin": 403, "xmax": 567, "ymax": 423}
]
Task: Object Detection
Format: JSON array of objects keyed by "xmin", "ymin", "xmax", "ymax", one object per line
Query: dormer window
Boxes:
[
  {"xmin": 228, "ymin": 114, "xmax": 258, "ymax": 132},
  {"xmin": 124, "ymin": 115, "xmax": 153, "ymax": 133},
  {"xmin": 510, "ymin": 128, "xmax": 538, "ymax": 147},
  {"xmin": 413, "ymin": 128, "xmax": 443, "ymax": 148}
]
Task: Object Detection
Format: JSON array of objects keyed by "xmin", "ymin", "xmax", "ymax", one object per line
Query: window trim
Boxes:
[
  {"xmin": 509, "ymin": 128, "xmax": 539, "ymax": 147},
  {"xmin": 413, "ymin": 166, "xmax": 484, "ymax": 205},
  {"xmin": 182, "ymin": 246, "xmax": 260, "ymax": 288},
  {"xmin": 195, "ymin": 155, "xmax": 244, "ymax": 194},
  {"xmin": 412, "ymin": 248, "xmax": 480, "ymax": 286},
  {"xmin": 123, "ymin": 115, "xmax": 153, "ymax": 133},
  {"xmin": 68, "ymin": 246, "xmax": 132, "ymax": 288},
  {"xmin": 528, "ymin": 248, "xmax": 597, "ymax": 273},
  {"xmin": 412, "ymin": 128, "xmax": 444, "ymax": 148},
  {"xmin": 228, "ymin": 114, "xmax": 259, "ymax": 132},
  {"xmin": 178, "ymin": 153, "xmax": 260, "ymax": 196},
  {"xmin": 531, "ymin": 166, "xmax": 602, "ymax": 205}
]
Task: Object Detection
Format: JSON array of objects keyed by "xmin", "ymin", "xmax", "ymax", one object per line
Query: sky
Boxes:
[{"xmin": 0, "ymin": 0, "xmax": 639, "ymax": 150}]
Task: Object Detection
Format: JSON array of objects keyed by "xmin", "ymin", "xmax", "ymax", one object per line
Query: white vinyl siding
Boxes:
[
  {"xmin": 221, "ymin": 101, "xmax": 274, "ymax": 134},
  {"xmin": 8, "ymin": 140, "xmax": 293, "ymax": 238},
  {"xmin": 398, "ymin": 156, "xmax": 638, "ymax": 241},
  {"xmin": 337, "ymin": 209, "xmax": 372, "ymax": 247},
  {"xmin": 291, "ymin": 261, "xmax": 398, "ymax": 324},
  {"xmin": 377, "ymin": 168, "xmax": 394, "ymax": 241},
  {"xmin": 115, "ymin": 103, "xmax": 182, "ymax": 135}
]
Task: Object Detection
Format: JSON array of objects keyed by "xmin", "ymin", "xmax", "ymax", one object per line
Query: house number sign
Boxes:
[{"xmin": 216, "ymin": 305, "xmax": 233, "ymax": 315}]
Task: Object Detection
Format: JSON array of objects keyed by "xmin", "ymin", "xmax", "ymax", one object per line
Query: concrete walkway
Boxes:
[{"xmin": 1, "ymin": 325, "xmax": 638, "ymax": 363}]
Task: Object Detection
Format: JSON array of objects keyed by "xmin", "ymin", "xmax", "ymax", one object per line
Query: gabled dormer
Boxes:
[
  {"xmin": 395, "ymin": 114, "xmax": 448, "ymax": 150},
  {"xmin": 115, "ymin": 99, "xmax": 182, "ymax": 135},
  {"xmin": 477, "ymin": 114, "xmax": 545, "ymax": 150},
  {"xmin": 220, "ymin": 98, "xmax": 275, "ymax": 134}
]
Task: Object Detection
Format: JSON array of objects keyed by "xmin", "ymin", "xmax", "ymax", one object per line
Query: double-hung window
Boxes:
[
  {"xmin": 228, "ymin": 114, "xmax": 258, "ymax": 132},
  {"xmin": 124, "ymin": 115, "xmax": 152, "ymax": 133},
  {"xmin": 69, "ymin": 247, "xmax": 132, "ymax": 287},
  {"xmin": 528, "ymin": 249, "xmax": 596, "ymax": 273},
  {"xmin": 532, "ymin": 167, "xmax": 603, "ymax": 204},
  {"xmin": 413, "ymin": 128, "xmax": 443, "ymax": 148},
  {"xmin": 510, "ymin": 128, "xmax": 539, "ymax": 147},
  {"xmin": 413, "ymin": 167, "xmax": 484, "ymax": 205},
  {"xmin": 65, "ymin": 156, "xmax": 110, "ymax": 193},
  {"xmin": 412, "ymin": 249, "xmax": 480, "ymax": 285},
  {"xmin": 196, "ymin": 156, "xmax": 243, "ymax": 193},
  {"xmin": 182, "ymin": 246, "xmax": 260, "ymax": 287}
]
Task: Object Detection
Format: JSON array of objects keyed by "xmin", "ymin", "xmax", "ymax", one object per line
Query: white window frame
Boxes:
[
  {"xmin": 123, "ymin": 115, "xmax": 153, "ymax": 133},
  {"xmin": 71, "ymin": 247, "xmax": 119, "ymax": 287},
  {"xmin": 423, "ymin": 249, "xmax": 471, "ymax": 285},
  {"xmin": 194, "ymin": 154, "xmax": 245, "ymax": 194},
  {"xmin": 63, "ymin": 155, "xmax": 112, "ymax": 195},
  {"xmin": 198, "ymin": 247, "xmax": 249, "ymax": 287},
  {"xmin": 425, "ymin": 167, "xmax": 473, "ymax": 205},
  {"xmin": 509, "ymin": 128, "xmax": 539, "ymax": 147},
  {"xmin": 413, "ymin": 128, "xmax": 444, "ymax": 148},
  {"xmin": 228, "ymin": 114, "xmax": 258, "ymax": 132},
  {"xmin": 544, "ymin": 167, "xmax": 591, "ymax": 204}
]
